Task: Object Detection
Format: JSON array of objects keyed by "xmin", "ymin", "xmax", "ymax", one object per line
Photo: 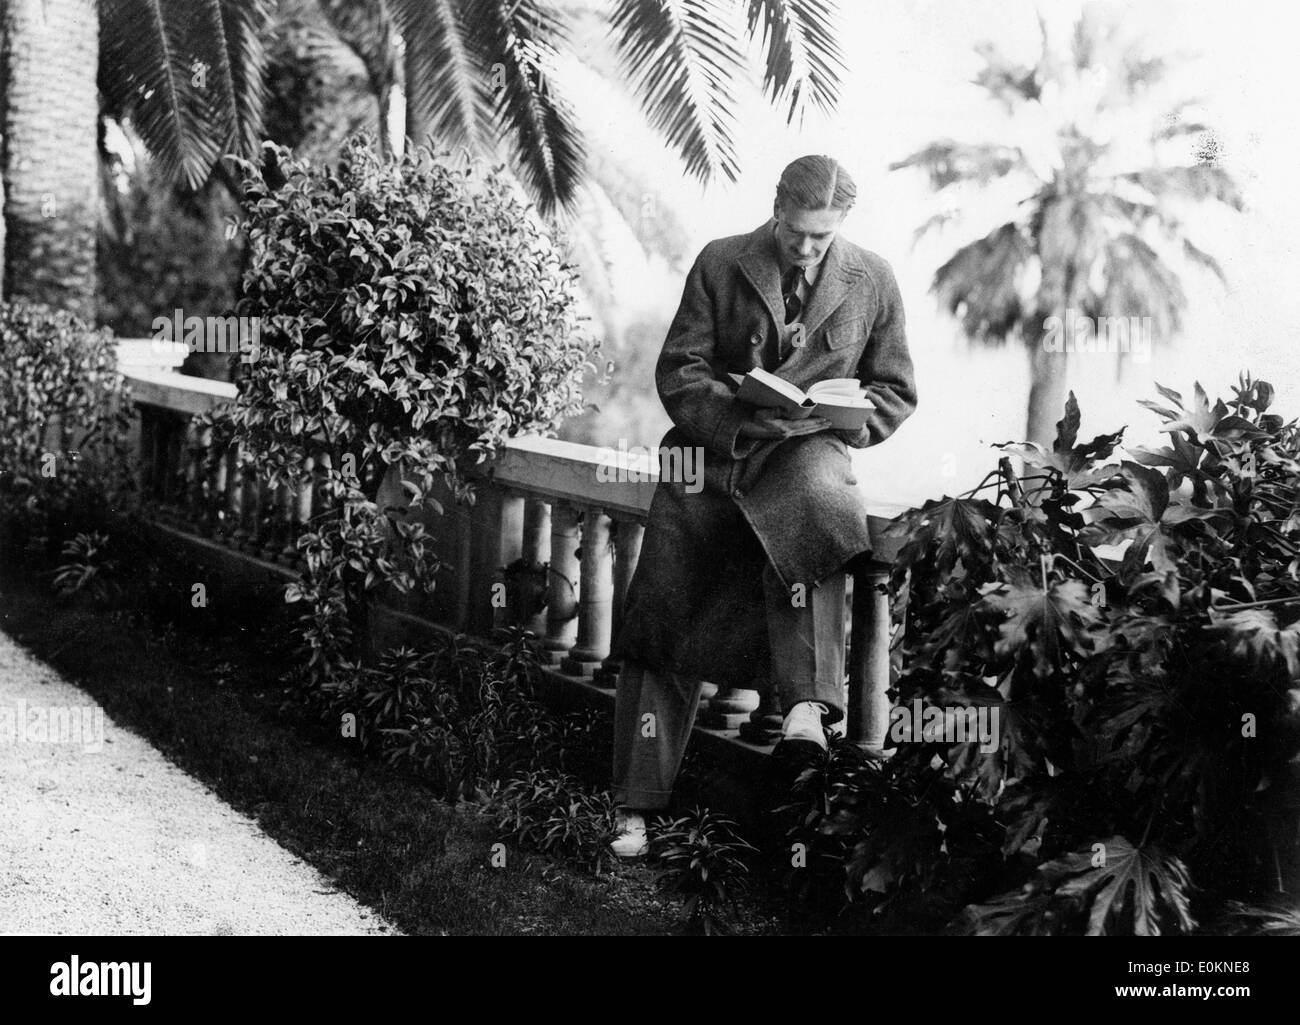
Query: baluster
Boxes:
[
  {"xmin": 738, "ymin": 685, "xmax": 784, "ymax": 745},
  {"xmin": 138, "ymin": 407, "xmax": 157, "ymax": 504},
  {"xmin": 256, "ymin": 477, "xmax": 278, "ymax": 560},
  {"xmin": 519, "ymin": 498, "xmax": 551, "ymax": 638},
  {"xmin": 542, "ymin": 502, "xmax": 580, "ymax": 665},
  {"xmin": 234, "ymin": 451, "xmax": 258, "ymax": 552},
  {"xmin": 222, "ymin": 446, "xmax": 242, "ymax": 546},
  {"xmin": 283, "ymin": 455, "xmax": 314, "ymax": 565},
  {"xmin": 490, "ymin": 490, "xmax": 526, "ymax": 637},
  {"xmin": 191, "ymin": 421, "xmax": 215, "ymax": 535},
  {"xmin": 271, "ymin": 480, "xmax": 292, "ymax": 562},
  {"xmin": 453, "ymin": 500, "xmax": 474, "ymax": 632},
  {"xmin": 847, "ymin": 561, "xmax": 893, "ymax": 753},
  {"xmin": 699, "ymin": 682, "xmax": 760, "ymax": 731},
  {"xmin": 163, "ymin": 414, "xmax": 184, "ymax": 514},
  {"xmin": 595, "ymin": 518, "xmax": 644, "ymax": 687},
  {"xmin": 561, "ymin": 506, "xmax": 614, "ymax": 678}
]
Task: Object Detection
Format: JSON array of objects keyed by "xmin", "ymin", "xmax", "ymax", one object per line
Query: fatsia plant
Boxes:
[
  {"xmin": 891, "ymin": 4, "xmax": 1243, "ymax": 445},
  {"xmin": 788, "ymin": 372, "xmax": 1300, "ymax": 934}
]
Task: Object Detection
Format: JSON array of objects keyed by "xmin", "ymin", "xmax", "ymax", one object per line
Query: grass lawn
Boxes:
[{"xmin": 0, "ymin": 566, "xmax": 759, "ymax": 936}]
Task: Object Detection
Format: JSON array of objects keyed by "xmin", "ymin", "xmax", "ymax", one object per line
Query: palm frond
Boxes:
[
  {"xmin": 743, "ymin": 0, "xmax": 845, "ymax": 124},
  {"xmin": 891, "ymin": 140, "xmax": 1030, "ymax": 191},
  {"xmin": 467, "ymin": 0, "xmax": 585, "ymax": 216},
  {"xmin": 1123, "ymin": 165, "xmax": 1244, "ymax": 211},
  {"xmin": 1099, "ymin": 231, "xmax": 1185, "ymax": 341},
  {"xmin": 608, "ymin": 0, "xmax": 746, "ymax": 185},
  {"xmin": 392, "ymin": 0, "xmax": 492, "ymax": 152},
  {"xmin": 971, "ymin": 39, "xmax": 1041, "ymax": 110},
  {"xmin": 932, "ymin": 221, "xmax": 1034, "ymax": 344},
  {"xmin": 1180, "ymin": 236, "xmax": 1224, "ymax": 281},
  {"xmin": 99, "ymin": 0, "xmax": 272, "ymax": 189},
  {"xmin": 217, "ymin": 0, "xmax": 275, "ymax": 156},
  {"xmin": 99, "ymin": 0, "xmax": 221, "ymax": 188}
]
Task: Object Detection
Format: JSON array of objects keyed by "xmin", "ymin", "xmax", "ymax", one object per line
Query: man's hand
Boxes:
[{"xmin": 737, "ymin": 407, "xmax": 833, "ymax": 439}]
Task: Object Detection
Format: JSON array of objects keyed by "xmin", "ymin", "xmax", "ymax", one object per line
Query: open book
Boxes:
[{"xmin": 728, "ymin": 368, "xmax": 876, "ymax": 431}]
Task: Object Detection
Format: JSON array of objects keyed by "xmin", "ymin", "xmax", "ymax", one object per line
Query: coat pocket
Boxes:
[{"xmin": 820, "ymin": 312, "xmax": 869, "ymax": 350}]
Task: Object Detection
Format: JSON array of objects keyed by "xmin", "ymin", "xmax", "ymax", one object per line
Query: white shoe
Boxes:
[
  {"xmin": 775, "ymin": 701, "xmax": 830, "ymax": 760},
  {"xmin": 610, "ymin": 808, "xmax": 648, "ymax": 859}
]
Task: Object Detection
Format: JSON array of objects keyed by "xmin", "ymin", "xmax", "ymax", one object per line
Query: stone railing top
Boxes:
[{"xmin": 118, "ymin": 367, "xmax": 910, "ymax": 530}]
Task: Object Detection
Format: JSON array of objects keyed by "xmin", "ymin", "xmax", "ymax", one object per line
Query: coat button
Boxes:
[
  {"xmin": 732, "ymin": 488, "xmax": 744, "ymax": 499},
  {"xmin": 749, "ymin": 332, "xmax": 762, "ymax": 346}
]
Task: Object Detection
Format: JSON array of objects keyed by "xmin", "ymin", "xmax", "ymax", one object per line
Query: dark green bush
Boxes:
[
  {"xmin": 651, "ymin": 806, "xmax": 757, "ymax": 935},
  {"xmin": 0, "ymin": 300, "xmax": 133, "ymax": 562},
  {"xmin": 491, "ymin": 768, "xmax": 621, "ymax": 877},
  {"xmin": 795, "ymin": 373, "xmax": 1300, "ymax": 935},
  {"xmin": 211, "ymin": 133, "xmax": 597, "ymax": 675}
]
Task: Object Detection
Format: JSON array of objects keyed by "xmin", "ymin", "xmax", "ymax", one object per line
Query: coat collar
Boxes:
[{"xmin": 736, "ymin": 219, "xmax": 868, "ymax": 342}]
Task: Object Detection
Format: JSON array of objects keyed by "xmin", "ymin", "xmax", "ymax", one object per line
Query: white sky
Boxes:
[{"xmin": 561, "ymin": 1, "xmax": 1300, "ymax": 512}]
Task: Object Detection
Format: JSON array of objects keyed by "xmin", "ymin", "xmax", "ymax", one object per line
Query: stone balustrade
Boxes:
[{"xmin": 121, "ymin": 363, "xmax": 906, "ymax": 752}]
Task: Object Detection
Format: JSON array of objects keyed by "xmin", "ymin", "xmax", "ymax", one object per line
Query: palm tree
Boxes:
[
  {"xmin": 2, "ymin": 0, "xmax": 100, "ymax": 321},
  {"xmin": 390, "ymin": 0, "xmax": 847, "ymax": 215},
  {"xmin": 1, "ymin": 0, "xmax": 273, "ymax": 318},
  {"xmin": 892, "ymin": 6, "xmax": 1242, "ymax": 445},
  {"xmin": 4, "ymin": 0, "xmax": 843, "ymax": 316}
]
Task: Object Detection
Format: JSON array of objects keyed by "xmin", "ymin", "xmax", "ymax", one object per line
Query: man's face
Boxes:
[{"xmin": 773, "ymin": 203, "xmax": 845, "ymax": 268}]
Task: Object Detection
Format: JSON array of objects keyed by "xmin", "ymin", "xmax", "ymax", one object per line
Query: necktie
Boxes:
[{"xmin": 782, "ymin": 266, "xmax": 806, "ymax": 324}]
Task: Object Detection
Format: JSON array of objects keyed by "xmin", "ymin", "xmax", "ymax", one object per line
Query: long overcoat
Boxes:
[{"xmin": 609, "ymin": 219, "xmax": 918, "ymax": 690}]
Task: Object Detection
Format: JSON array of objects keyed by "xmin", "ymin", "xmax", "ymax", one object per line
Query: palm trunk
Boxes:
[
  {"xmin": 1, "ymin": 0, "xmax": 99, "ymax": 322},
  {"xmin": 1026, "ymin": 336, "xmax": 1069, "ymax": 447}
]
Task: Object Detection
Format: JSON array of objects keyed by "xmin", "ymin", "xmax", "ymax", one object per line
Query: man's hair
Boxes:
[{"xmin": 775, "ymin": 155, "xmax": 856, "ymax": 212}]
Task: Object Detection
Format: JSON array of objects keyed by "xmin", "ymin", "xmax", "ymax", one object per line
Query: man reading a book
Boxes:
[{"xmin": 606, "ymin": 155, "xmax": 918, "ymax": 857}]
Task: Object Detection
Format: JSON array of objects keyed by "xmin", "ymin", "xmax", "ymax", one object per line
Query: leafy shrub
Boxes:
[
  {"xmin": 815, "ymin": 373, "xmax": 1300, "ymax": 934},
  {"xmin": 0, "ymin": 301, "xmax": 133, "ymax": 560},
  {"xmin": 213, "ymin": 133, "xmax": 598, "ymax": 676},
  {"xmin": 650, "ymin": 806, "xmax": 757, "ymax": 935},
  {"xmin": 52, "ymin": 532, "xmax": 121, "ymax": 605},
  {"xmin": 491, "ymin": 769, "xmax": 621, "ymax": 876}
]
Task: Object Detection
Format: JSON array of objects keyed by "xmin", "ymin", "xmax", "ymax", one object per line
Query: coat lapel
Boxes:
[
  {"xmin": 735, "ymin": 221, "xmax": 868, "ymax": 352},
  {"xmin": 797, "ymin": 234, "xmax": 867, "ymax": 341},
  {"xmin": 736, "ymin": 221, "xmax": 786, "ymax": 334}
]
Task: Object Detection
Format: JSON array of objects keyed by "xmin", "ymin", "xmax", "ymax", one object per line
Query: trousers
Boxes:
[{"xmin": 611, "ymin": 559, "xmax": 847, "ymax": 810}]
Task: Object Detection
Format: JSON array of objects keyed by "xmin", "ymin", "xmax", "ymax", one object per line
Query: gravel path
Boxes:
[{"xmin": 0, "ymin": 629, "xmax": 396, "ymax": 936}]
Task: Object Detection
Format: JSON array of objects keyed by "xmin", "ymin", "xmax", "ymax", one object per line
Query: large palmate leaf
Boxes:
[
  {"xmin": 1128, "ymin": 428, "xmax": 1204, "ymax": 489},
  {"xmin": 1081, "ymin": 460, "xmax": 1224, "ymax": 575},
  {"xmin": 1205, "ymin": 607, "xmax": 1300, "ymax": 680},
  {"xmin": 887, "ymin": 495, "xmax": 999, "ymax": 579},
  {"xmin": 1041, "ymin": 835, "xmax": 1196, "ymax": 935},
  {"xmin": 960, "ymin": 888, "xmax": 1060, "ymax": 936},
  {"xmin": 1139, "ymin": 380, "xmax": 1271, "ymax": 450},
  {"xmin": 998, "ymin": 390, "xmax": 1124, "ymax": 489},
  {"xmin": 980, "ymin": 566, "xmax": 1104, "ymax": 677}
]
